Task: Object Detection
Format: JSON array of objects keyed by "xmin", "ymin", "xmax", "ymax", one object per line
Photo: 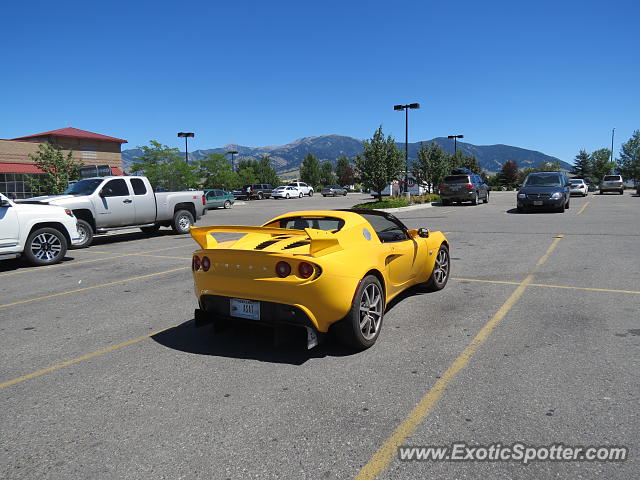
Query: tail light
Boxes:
[
  {"xmin": 64, "ymin": 209, "xmax": 74, "ymax": 217},
  {"xmin": 192, "ymin": 255, "xmax": 201, "ymax": 271},
  {"xmin": 298, "ymin": 262, "xmax": 314, "ymax": 279},
  {"xmin": 202, "ymin": 195, "xmax": 206, "ymax": 205},
  {"xmin": 202, "ymin": 256, "xmax": 211, "ymax": 272},
  {"xmin": 275, "ymin": 261, "xmax": 291, "ymax": 278},
  {"xmin": 465, "ymin": 183, "xmax": 473, "ymax": 189}
]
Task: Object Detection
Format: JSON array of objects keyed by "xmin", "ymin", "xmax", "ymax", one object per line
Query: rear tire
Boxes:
[
  {"xmin": 223, "ymin": 200, "xmax": 232, "ymax": 209},
  {"xmin": 299, "ymin": 192, "xmax": 303, "ymax": 198},
  {"xmin": 343, "ymin": 191, "xmax": 347, "ymax": 196},
  {"xmin": 620, "ymin": 190, "xmax": 624, "ymax": 195},
  {"xmin": 483, "ymin": 191, "xmax": 489, "ymax": 203},
  {"xmin": 334, "ymin": 275, "xmax": 384, "ymax": 350},
  {"xmin": 423, "ymin": 244, "xmax": 450, "ymax": 291},
  {"xmin": 172, "ymin": 209, "xmax": 194, "ymax": 234},
  {"xmin": 24, "ymin": 227, "xmax": 68, "ymax": 266},
  {"xmin": 257, "ymin": 192, "xmax": 264, "ymax": 200},
  {"xmin": 472, "ymin": 192, "xmax": 479, "ymax": 205},
  {"xmin": 72, "ymin": 219, "xmax": 93, "ymax": 249},
  {"xmin": 309, "ymin": 190, "xmax": 313, "ymax": 197},
  {"xmin": 285, "ymin": 193, "xmax": 290, "ymax": 199}
]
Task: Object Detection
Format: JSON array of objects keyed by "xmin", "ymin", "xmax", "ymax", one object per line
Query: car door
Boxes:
[
  {"xmin": 130, "ymin": 178, "xmax": 156, "ymax": 224},
  {"xmin": 93, "ymin": 178, "xmax": 134, "ymax": 227},
  {"xmin": 205, "ymin": 190, "xmax": 219, "ymax": 208},
  {"xmin": 0, "ymin": 196, "xmax": 20, "ymax": 247}
]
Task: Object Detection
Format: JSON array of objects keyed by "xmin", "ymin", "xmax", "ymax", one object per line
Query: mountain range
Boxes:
[{"xmin": 121, "ymin": 135, "xmax": 572, "ymax": 176}]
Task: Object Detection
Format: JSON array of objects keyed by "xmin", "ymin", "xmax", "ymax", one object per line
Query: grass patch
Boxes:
[{"xmin": 353, "ymin": 194, "xmax": 441, "ymax": 209}]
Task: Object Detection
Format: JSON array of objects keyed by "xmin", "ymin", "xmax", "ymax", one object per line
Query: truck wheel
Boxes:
[
  {"xmin": 72, "ymin": 219, "xmax": 94, "ymax": 249},
  {"xmin": 24, "ymin": 227, "xmax": 68, "ymax": 266},
  {"xmin": 333, "ymin": 275, "xmax": 384, "ymax": 350},
  {"xmin": 257, "ymin": 192, "xmax": 264, "ymax": 200},
  {"xmin": 223, "ymin": 200, "xmax": 232, "ymax": 209},
  {"xmin": 140, "ymin": 225, "xmax": 160, "ymax": 235},
  {"xmin": 172, "ymin": 210, "xmax": 194, "ymax": 234},
  {"xmin": 299, "ymin": 192, "xmax": 303, "ymax": 198}
]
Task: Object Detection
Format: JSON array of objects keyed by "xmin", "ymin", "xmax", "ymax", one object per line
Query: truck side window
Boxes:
[
  {"xmin": 131, "ymin": 179, "xmax": 147, "ymax": 195},
  {"xmin": 102, "ymin": 179, "xmax": 129, "ymax": 197}
]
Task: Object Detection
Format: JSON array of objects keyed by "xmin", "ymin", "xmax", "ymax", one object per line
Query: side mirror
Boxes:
[
  {"xmin": 99, "ymin": 189, "xmax": 106, "ymax": 198},
  {"xmin": 0, "ymin": 199, "xmax": 11, "ymax": 207},
  {"xmin": 418, "ymin": 227, "xmax": 429, "ymax": 238}
]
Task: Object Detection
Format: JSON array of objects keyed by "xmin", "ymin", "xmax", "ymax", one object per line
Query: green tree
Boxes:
[
  {"xmin": 237, "ymin": 166, "xmax": 256, "ymax": 186},
  {"xmin": 571, "ymin": 150, "xmax": 594, "ymax": 183},
  {"xmin": 255, "ymin": 155, "xmax": 279, "ymax": 185},
  {"xmin": 335, "ymin": 156, "xmax": 355, "ymax": 185},
  {"xmin": 130, "ymin": 141, "xmax": 198, "ymax": 190},
  {"xmin": 300, "ymin": 153, "xmax": 321, "ymax": 187},
  {"xmin": 590, "ymin": 148, "xmax": 615, "ymax": 181},
  {"xmin": 28, "ymin": 142, "xmax": 83, "ymax": 195},
  {"xmin": 617, "ymin": 130, "xmax": 640, "ymax": 183},
  {"xmin": 355, "ymin": 126, "xmax": 403, "ymax": 201},
  {"xmin": 413, "ymin": 142, "xmax": 450, "ymax": 192},
  {"xmin": 197, "ymin": 153, "xmax": 238, "ymax": 190},
  {"xmin": 498, "ymin": 160, "xmax": 519, "ymax": 186},
  {"xmin": 320, "ymin": 161, "xmax": 335, "ymax": 186}
]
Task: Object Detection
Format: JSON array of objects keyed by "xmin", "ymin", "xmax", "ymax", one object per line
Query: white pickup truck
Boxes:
[
  {"xmin": 0, "ymin": 192, "xmax": 81, "ymax": 266},
  {"xmin": 20, "ymin": 176, "xmax": 206, "ymax": 248}
]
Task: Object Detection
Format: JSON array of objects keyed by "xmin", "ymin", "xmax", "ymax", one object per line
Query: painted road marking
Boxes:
[
  {"xmin": 0, "ymin": 267, "xmax": 189, "ymax": 309},
  {"xmin": 0, "ymin": 245, "xmax": 191, "ymax": 278},
  {"xmin": 453, "ymin": 277, "xmax": 640, "ymax": 295},
  {"xmin": 576, "ymin": 201, "xmax": 590, "ymax": 215},
  {"xmin": 354, "ymin": 235, "xmax": 564, "ymax": 480}
]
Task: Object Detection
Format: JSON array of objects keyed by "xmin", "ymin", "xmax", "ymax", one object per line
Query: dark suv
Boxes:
[
  {"xmin": 439, "ymin": 169, "xmax": 489, "ymax": 205},
  {"xmin": 517, "ymin": 172, "xmax": 570, "ymax": 213},
  {"xmin": 233, "ymin": 184, "xmax": 274, "ymax": 200}
]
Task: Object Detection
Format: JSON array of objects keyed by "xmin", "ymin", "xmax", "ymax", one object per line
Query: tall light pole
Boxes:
[
  {"xmin": 227, "ymin": 150, "xmax": 238, "ymax": 172},
  {"xmin": 447, "ymin": 134, "xmax": 464, "ymax": 154},
  {"xmin": 394, "ymin": 103, "xmax": 420, "ymax": 198},
  {"xmin": 610, "ymin": 128, "xmax": 615, "ymax": 163},
  {"xmin": 177, "ymin": 132, "xmax": 194, "ymax": 163}
]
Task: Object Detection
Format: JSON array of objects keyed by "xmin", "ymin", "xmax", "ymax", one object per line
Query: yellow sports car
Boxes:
[{"xmin": 190, "ymin": 209, "xmax": 450, "ymax": 350}]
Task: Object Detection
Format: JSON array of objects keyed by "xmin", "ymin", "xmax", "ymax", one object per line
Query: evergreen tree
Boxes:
[
  {"xmin": 498, "ymin": 160, "xmax": 519, "ymax": 186},
  {"xmin": 320, "ymin": 161, "xmax": 335, "ymax": 186},
  {"xmin": 571, "ymin": 150, "xmax": 594, "ymax": 183},
  {"xmin": 617, "ymin": 130, "xmax": 640, "ymax": 183},
  {"xmin": 300, "ymin": 153, "xmax": 321, "ymax": 186},
  {"xmin": 355, "ymin": 126, "xmax": 403, "ymax": 201}
]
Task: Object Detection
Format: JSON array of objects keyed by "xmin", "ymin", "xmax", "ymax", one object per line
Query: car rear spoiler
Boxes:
[{"xmin": 189, "ymin": 225, "xmax": 342, "ymax": 256}]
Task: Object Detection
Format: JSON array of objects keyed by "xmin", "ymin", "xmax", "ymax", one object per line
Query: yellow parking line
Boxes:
[
  {"xmin": 452, "ymin": 277, "xmax": 640, "ymax": 295},
  {"xmin": 355, "ymin": 236, "xmax": 563, "ymax": 480},
  {"xmin": 0, "ymin": 267, "xmax": 189, "ymax": 309},
  {"xmin": 0, "ymin": 245, "xmax": 191, "ymax": 278},
  {"xmin": 0, "ymin": 328, "xmax": 169, "ymax": 389},
  {"xmin": 576, "ymin": 201, "xmax": 590, "ymax": 215}
]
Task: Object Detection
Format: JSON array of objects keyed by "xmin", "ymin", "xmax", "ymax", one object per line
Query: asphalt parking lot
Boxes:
[{"xmin": 1, "ymin": 191, "xmax": 639, "ymax": 479}]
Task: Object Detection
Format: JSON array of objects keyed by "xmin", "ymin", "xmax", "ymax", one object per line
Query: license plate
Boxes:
[
  {"xmin": 450, "ymin": 186, "xmax": 460, "ymax": 191},
  {"xmin": 533, "ymin": 200, "xmax": 543, "ymax": 206},
  {"xmin": 230, "ymin": 298, "xmax": 260, "ymax": 320}
]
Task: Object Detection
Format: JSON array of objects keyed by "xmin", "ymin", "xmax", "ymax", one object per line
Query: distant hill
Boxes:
[{"xmin": 122, "ymin": 134, "xmax": 571, "ymax": 175}]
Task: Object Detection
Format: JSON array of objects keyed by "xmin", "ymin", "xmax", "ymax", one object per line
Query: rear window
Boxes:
[
  {"xmin": 604, "ymin": 175, "xmax": 621, "ymax": 181},
  {"xmin": 271, "ymin": 216, "xmax": 345, "ymax": 231},
  {"xmin": 444, "ymin": 175, "xmax": 470, "ymax": 184},
  {"xmin": 569, "ymin": 179, "xmax": 582, "ymax": 184}
]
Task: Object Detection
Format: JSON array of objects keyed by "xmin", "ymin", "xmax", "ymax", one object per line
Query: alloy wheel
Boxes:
[
  {"xmin": 30, "ymin": 232, "xmax": 63, "ymax": 262},
  {"xmin": 359, "ymin": 283, "xmax": 383, "ymax": 340}
]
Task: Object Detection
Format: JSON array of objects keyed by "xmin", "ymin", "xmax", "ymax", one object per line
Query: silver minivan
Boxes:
[{"xmin": 600, "ymin": 175, "xmax": 624, "ymax": 195}]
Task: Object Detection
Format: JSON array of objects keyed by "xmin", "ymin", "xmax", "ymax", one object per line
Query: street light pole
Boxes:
[
  {"xmin": 447, "ymin": 134, "xmax": 464, "ymax": 154},
  {"xmin": 177, "ymin": 132, "xmax": 195, "ymax": 163},
  {"xmin": 611, "ymin": 128, "xmax": 615, "ymax": 163},
  {"xmin": 394, "ymin": 103, "xmax": 420, "ymax": 199}
]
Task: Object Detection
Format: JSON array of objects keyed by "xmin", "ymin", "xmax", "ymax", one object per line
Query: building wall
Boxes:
[{"xmin": 0, "ymin": 139, "xmax": 122, "ymax": 169}]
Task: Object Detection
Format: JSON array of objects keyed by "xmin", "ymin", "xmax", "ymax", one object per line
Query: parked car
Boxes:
[
  {"xmin": 233, "ymin": 184, "xmax": 273, "ymax": 200},
  {"xmin": 190, "ymin": 209, "xmax": 449, "ymax": 350},
  {"xmin": 0, "ymin": 192, "xmax": 81, "ymax": 266},
  {"xmin": 517, "ymin": 171, "xmax": 570, "ymax": 213},
  {"xmin": 272, "ymin": 186, "xmax": 302, "ymax": 199},
  {"xmin": 321, "ymin": 185, "xmax": 348, "ymax": 197},
  {"xmin": 19, "ymin": 176, "xmax": 206, "ymax": 248},
  {"xmin": 569, "ymin": 178, "xmax": 588, "ymax": 196},
  {"xmin": 600, "ymin": 175, "xmax": 624, "ymax": 195},
  {"xmin": 439, "ymin": 169, "xmax": 489, "ymax": 205},
  {"xmin": 287, "ymin": 181, "xmax": 314, "ymax": 196},
  {"xmin": 204, "ymin": 189, "xmax": 234, "ymax": 209}
]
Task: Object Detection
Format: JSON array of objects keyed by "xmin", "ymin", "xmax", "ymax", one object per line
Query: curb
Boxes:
[{"xmin": 377, "ymin": 203, "xmax": 434, "ymax": 213}]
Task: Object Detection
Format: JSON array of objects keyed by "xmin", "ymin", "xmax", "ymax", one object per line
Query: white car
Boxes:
[
  {"xmin": 287, "ymin": 181, "xmax": 314, "ymax": 196},
  {"xmin": 0, "ymin": 192, "xmax": 81, "ymax": 266},
  {"xmin": 272, "ymin": 186, "xmax": 302, "ymax": 199},
  {"xmin": 569, "ymin": 178, "xmax": 588, "ymax": 197}
]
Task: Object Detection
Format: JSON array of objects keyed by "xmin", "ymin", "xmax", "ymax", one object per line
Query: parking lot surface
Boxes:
[{"xmin": 1, "ymin": 192, "xmax": 638, "ymax": 479}]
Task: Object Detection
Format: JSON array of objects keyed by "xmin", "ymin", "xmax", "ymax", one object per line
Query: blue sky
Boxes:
[{"xmin": 1, "ymin": 0, "xmax": 637, "ymax": 163}]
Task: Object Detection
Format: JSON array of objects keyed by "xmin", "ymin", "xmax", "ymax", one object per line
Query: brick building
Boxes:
[{"xmin": 0, "ymin": 127, "xmax": 127, "ymax": 198}]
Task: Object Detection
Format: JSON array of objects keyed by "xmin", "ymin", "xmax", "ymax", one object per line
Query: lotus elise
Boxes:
[{"xmin": 190, "ymin": 209, "xmax": 450, "ymax": 350}]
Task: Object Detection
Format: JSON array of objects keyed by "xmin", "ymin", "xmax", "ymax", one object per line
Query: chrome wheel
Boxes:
[
  {"xmin": 433, "ymin": 247, "xmax": 449, "ymax": 285},
  {"xmin": 178, "ymin": 214, "xmax": 190, "ymax": 230},
  {"xmin": 359, "ymin": 283, "xmax": 383, "ymax": 340},
  {"xmin": 31, "ymin": 232, "xmax": 63, "ymax": 261}
]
